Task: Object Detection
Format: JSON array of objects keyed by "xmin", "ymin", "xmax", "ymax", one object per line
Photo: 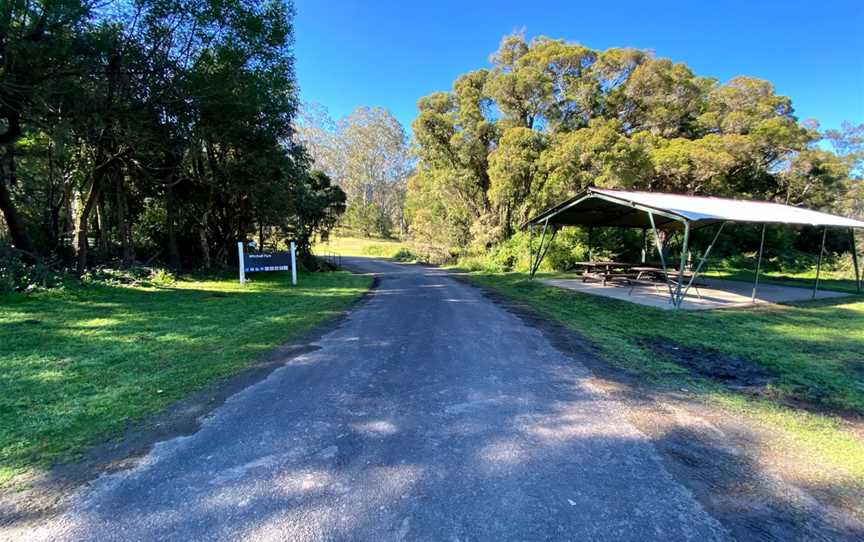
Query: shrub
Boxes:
[
  {"xmin": 149, "ymin": 268, "xmax": 176, "ymax": 287},
  {"xmin": 0, "ymin": 244, "xmax": 63, "ymax": 293},
  {"xmin": 391, "ymin": 248, "xmax": 416, "ymax": 262},
  {"xmin": 81, "ymin": 266, "xmax": 176, "ymax": 288}
]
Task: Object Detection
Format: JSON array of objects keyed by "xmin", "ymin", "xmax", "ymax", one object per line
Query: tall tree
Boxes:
[
  {"xmin": 297, "ymin": 105, "xmax": 412, "ymax": 237},
  {"xmin": 407, "ymin": 32, "xmax": 855, "ymax": 255}
]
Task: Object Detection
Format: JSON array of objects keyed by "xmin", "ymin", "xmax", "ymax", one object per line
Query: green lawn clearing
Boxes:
[
  {"xmin": 316, "ymin": 236, "xmax": 410, "ymax": 259},
  {"xmin": 704, "ymin": 266, "xmax": 861, "ymax": 294},
  {"xmin": 464, "ymin": 271, "xmax": 864, "ymax": 483},
  {"xmin": 0, "ymin": 271, "xmax": 371, "ymax": 486}
]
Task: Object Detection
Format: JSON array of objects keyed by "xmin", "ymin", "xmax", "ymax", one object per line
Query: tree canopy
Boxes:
[
  {"xmin": 297, "ymin": 105, "xmax": 412, "ymax": 238},
  {"xmin": 0, "ymin": 0, "xmax": 344, "ymax": 276},
  {"xmin": 407, "ymin": 33, "xmax": 860, "ymax": 255}
]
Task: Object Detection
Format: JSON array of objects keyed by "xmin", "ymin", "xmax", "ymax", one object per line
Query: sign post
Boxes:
[
  {"xmin": 238, "ymin": 242, "xmax": 246, "ymax": 285},
  {"xmin": 238, "ymin": 241, "xmax": 298, "ymax": 286},
  {"xmin": 290, "ymin": 241, "xmax": 297, "ymax": 286}
]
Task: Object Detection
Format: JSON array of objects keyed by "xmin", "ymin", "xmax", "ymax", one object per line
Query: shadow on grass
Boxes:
[
  {"xmin": 16, "ymin": 333, "xmax": 862, "ymax": 540},
  {"xmin": 468, "ymin": 272, "xmax": 864, "ymax": 418},
  {"xmin": 0, "ymin": 272, "xmax": 371, "ymax": 486}
]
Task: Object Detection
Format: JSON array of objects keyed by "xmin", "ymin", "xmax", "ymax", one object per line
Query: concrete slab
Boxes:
[{"xmin": 540, "ymin": 276, "xmax": 850, "ymax": 311}]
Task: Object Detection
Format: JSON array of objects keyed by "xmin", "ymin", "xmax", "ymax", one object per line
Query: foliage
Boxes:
[
  {"xmin": 297, "ymin": 106, "xmax": 412, "ymax": 238},
  {"xmin": 0, "ymin": 244, "xmax": 63, "ymax": 293},
  {"xmin": 344, "ymin": 202, "xmax": 384, "ymax": 237},
  {"xmin": 0, "ymin": 0, "xmax": 344, "ymax": 275},
  {"xmin": 0, "ymin": 270, "xmax": 371, "ymax": 485},
  {"xmin": 80, "ymin": 265, "xmax": 177, "ymax": 288},
  {"xmin": 390, "ymin": 247, "xmax": 416, "ymax": 262},
  {"xmin": 407, "ymin": 32, "xmax": 860, "ymax": 260}
]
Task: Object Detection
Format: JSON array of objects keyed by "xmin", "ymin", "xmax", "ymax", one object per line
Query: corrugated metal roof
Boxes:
[{"xmin": 527, "ymin": 188, "xmax": 864, "ymax": 229}]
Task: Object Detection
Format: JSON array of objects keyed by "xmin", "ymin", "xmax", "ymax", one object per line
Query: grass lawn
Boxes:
[
  {"xmin": 316, "ymin": 236, "xmax": 408, "ymax": 258},
  {"xmin": 0, "ymin": 271, "xmax": 371, "ymax": 486},
  {"xmin": 464, "ymin": 271, "xmax": 864, "ymax": 483},
  {"xmin": 704, "ymin": 266, "xmax": 861, "ymax": 294}
]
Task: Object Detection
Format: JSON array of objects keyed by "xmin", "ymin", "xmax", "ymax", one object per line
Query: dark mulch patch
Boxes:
[{"xmin": 643, "ymin": 338, "xmax": 775, "ymax": 389}]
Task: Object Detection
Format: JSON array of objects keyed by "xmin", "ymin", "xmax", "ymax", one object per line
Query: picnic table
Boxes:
[
  {"xmin": 572, "ymin": 261, "xmax": 642, "ymax": 286},
  {"xmin": 573, "ymin": 262, "xmax": 707, "ymax": 297}
]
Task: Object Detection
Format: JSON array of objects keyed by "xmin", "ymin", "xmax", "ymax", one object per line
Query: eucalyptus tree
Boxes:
[
  {"xmin": 298, "ymin": 105, "xmax": 412, "ymax": 237},
  {"xmin": 407, "ymin": 32, "xmax": 855, "ymax": 255}
]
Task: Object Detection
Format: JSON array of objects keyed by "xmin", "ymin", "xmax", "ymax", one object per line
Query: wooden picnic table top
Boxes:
[{"xmin": 572, "ymin": 261, "xmax": 643, "ymax": 268}]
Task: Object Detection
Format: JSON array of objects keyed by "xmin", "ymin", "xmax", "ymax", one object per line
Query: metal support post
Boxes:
[
  {"xmin": 752, "ymin": 223, "xmax": 767, "ymax": 302},
  {"xmin": 648, "ymin": 212, "xmax": 675, "ymax": 301},
  {"xmin": 680, "ymin": 222, "xmax": 726, "ymax": 302},
  {"xmin": 238, "ymin": 242, "xmax": 246, "ymax": 285},
  {"xmin": 813, "ymin": 226, "xmax": 827, "ymax": 299},
  {"xmin": 675, "ymin": 221, "xmax": 691, "ymax": 308},
  {"xmin": 850, "ymin": 228, "xmax": 861, "ymax": 294},
  {"xmin": 290, "ymin": 241, "xmax": 297, "ymax": 286},
  {"xmin": 530, "ymin": 222, "xmax": 549, "ymax": 279},
  {"xmin": 641, "ymin": 227, "xmax": 647, "ymax": 263}
]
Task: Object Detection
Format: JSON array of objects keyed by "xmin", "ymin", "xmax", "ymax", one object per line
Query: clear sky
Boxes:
[{"xmin": 293, "ymin": 0, "xmax": 863, "ymax": 133}]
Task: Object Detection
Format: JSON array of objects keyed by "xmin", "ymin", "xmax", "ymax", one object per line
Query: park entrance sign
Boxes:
[{"xmin": 237, "ymin": 241, "xmax": 297, "ymax": 286}]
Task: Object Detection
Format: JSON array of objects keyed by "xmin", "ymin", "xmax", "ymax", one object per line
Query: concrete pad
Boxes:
[{"xmin": 540, "ymin": 276, "xmax": 850, "ymax": 311}]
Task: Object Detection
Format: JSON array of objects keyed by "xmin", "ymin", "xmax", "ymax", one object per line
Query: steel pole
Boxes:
[
  {"xmin": 530, "ymin": 220, "xmax": 549, "ymax": 279},
  {"xmin": 648, "ymin": 212, "xmax": 675, "ymax": 301},
  {"xmin": 813, "ymin": 226, "xmax": 827, "ymax": 299},
  {"xmin": 681, "ymin": 222, "xmax": 726, "ymax": 302},
  {"xmin": 752, "ymin": 223, "xmax": 767, "ymax": 302},
  {"xmin": 641, "ymin": 227, "xmax": 647, "ymax": 263},
  {"xmin": 237, "ymin": 242, "xmax": 246, "ymax": 285},
  {"xmin": 675, "ymin": 221, "xmax": 691, "ymax": 308},
  {"xmin": 290, "ymin": 241, "xmax": 297, "ymax": 286},
  {"xmin": 850, "ymin": 228, "xmax": 861, "ymax": 294}
]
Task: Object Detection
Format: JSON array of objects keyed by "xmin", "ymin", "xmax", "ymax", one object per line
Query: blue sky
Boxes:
[{"xmin": 293, "ymin": 0, "xmax": 863, "ymax": 133}]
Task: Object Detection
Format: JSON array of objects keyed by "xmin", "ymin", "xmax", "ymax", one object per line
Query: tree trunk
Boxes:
[
  {"xmin": 75, "ymin": 181, "xmax": 101, "ymax": 275},
  {"xmin": 115, "ymin": 173, "xmax": 133, "ymax": 266},
  {"xmin": 75, "ymin": 159, "xmax": 110, "ymax": 274},
  {"xmin": 166, "ymin": 185, "xmax": 180, "ymax": 269},
  {"xmin": 61, "ymin": 179, "xmax": 75, "ymax": 257},
  {"xmin": 0, "ymin": 144, "xmax": 36, "ymax": 260},
  {"xmin": 198, "ymin": 211, "xmax": 211, "ymax": 269},
  {"xmin": 96, "ymin": 191, "xmax": 108, "ymax": 254}
]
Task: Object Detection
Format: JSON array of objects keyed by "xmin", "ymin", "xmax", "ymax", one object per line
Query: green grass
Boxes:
[
  {"xmin": 464, "ymin": 271, "xmax": 864, "ymax": 482},
  {"xmin": 0, "ymin": 271, "xmax": 371, "ymax": 485},
  {"xmin": 316, "ymin": 236, "xmax": 408, "ymax": 258},
  {"xmin": 704, "ymin": 266, "xmax": 861, "ymax": 294}
]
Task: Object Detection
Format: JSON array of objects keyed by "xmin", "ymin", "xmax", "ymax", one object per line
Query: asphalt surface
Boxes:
[{"xmin": 25, "ymin": 258, "xmax": 729, "ymax": 541}]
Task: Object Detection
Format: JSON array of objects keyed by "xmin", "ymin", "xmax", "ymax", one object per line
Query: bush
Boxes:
[
  {"xmin": 344, "ymin": 202, "xmax": 393, "ymax": 238},
  {"xmin": 149, "ymin": 268, "xmax": 176, "ymax": 287},
  {"xmin": 0, "ymin": 244, "xmax": 63, "ymax": 293},
  {"xmin": 81, "ymin": 266, "xmax": 175, "ymax": 288},
  {"xmin": 391, "ymin": 248, "xmax": 416, "ymax": 262}
]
